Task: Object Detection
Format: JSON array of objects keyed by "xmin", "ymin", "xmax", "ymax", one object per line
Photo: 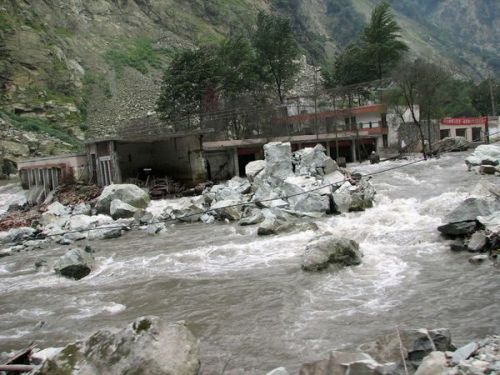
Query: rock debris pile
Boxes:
[
  {"xmin": 267, "ymin": 330, "xmax": 499, "ymax": 375},
  {"xmin": 465, "ymin": 143, "xmax": 500, "ymax": 175},
  {"xmin": 152, "ymin": 142, "xmax": 375, "ymax": 235},
  {"xmin": 438, "ymin": 184, "xmax": 500, "ymax": 265}
]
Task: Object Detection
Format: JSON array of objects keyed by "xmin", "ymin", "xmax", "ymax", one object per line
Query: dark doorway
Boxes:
[
  {"xmin": 238, "ymin": 154, "xmax": 256, "ymax": 177},
  {"xmin": 472, "ymin": 127, "xmax": 482, "ymax": 142},
  {"xmin": 440, "ymin": 129, "xmax": 451, "ymax": 139},
  {"xmin": 358, "ymin": 140, "xmax": 377, "ymax": 161}
]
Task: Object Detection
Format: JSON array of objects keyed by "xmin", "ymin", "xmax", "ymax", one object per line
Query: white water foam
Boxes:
[{"xmin": 0, "ymin": 183, "xmax": 27, "ymax": 216}]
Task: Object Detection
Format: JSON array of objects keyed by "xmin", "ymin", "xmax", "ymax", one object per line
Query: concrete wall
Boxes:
[
  {"xmin": 17, "ymin": 154, "xmax": 88, "ymax": 182},
  {"xmin": 205, "ymin": 150, "xmax": 236, "ymax": 181}
]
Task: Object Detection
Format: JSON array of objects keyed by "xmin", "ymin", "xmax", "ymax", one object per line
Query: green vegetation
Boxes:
[
  {"xmin": 0, "ymin": 12, "xmax": 14, "ymax": 32},
  {"xmin": 157, "ymin": 11, "xmax": 300, "ymax": 120},
  {"xmin": 1, "ymin": 111, "xmax": 81, "ymax": 149},
  {"xmin": 324, "ymin": 1, "xmax": 407, "ymax": 87},
  {"xmin": 104, "ymin": 38, "xmax": 163, "ymax": 76},
  {"xmin": 253, "ymin": 11, "xmax": 300, "ymax": 103}
]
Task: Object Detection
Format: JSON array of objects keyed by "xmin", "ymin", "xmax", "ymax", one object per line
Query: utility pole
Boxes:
[
  {"xmin": 314, "ymin": 67, "xmax": 320, "ymax": 140},
  {"xmin": 487, "ymin": 76, "xmax": 496, "ymax": 144},
  {"xmin": 489, "ymin": 76, "xmax": 497, "ymax": 117}
]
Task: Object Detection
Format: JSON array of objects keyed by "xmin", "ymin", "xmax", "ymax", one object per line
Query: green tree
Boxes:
[
  {"xmin": 217, "ymin": 35, "xmax": 261, "ymax": 99},
  {"xmin": 323, "ymin": 44, "xmax": 376, "ymax": 87},
  {"xmin": 392, "ymin": 58, "xmax": 449, "ymax": 158},
  {"xmin": 252, "ymin": 11, "xmax": 300, "ymax": 103},
  {"xmin": 471, "ymin": 78, "xmax": 499, "ymax": 116},
  {"xmin": 156, "ymin": 46, "xmax": 220, "ymax": 124},
  {"xmin": 361, "ymin": 1, "xmax": 408, "ymax": 79}
]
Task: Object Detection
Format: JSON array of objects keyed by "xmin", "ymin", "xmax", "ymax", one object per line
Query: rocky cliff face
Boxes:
[{"xmin": 0, "ymin": 0, "xmax": 497, "ymax": 159}]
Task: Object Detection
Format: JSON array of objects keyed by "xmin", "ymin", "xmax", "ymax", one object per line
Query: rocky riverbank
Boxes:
[{"xmin": 2, "ymin": 317, "xmax": 498, "ymax": 375}]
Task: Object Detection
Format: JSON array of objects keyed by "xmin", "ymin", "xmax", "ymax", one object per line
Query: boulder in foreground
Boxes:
[{"xmin": 37, "ymin": 316, "xmax": 200, "ymax": 375}]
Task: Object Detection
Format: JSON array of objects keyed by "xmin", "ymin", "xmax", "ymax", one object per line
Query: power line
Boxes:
[{"xmin": 20, "ymin": 133, "xmax": 498, "ymax": 243}]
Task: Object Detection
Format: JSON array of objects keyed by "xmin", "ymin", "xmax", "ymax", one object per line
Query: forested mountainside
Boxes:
[{"xmin": 0, "ymin": 0, "xmax": 498, "ymax": 158}]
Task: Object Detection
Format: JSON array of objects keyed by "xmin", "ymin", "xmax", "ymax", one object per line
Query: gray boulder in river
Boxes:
[
  {"xmin": 302, "ymin": 236, "xmax": 363, "ymax": 271},
  {"xmin": 54, "ymin": 247, "xmax": 95, "ymax": 280},
  {"xmin": 36, "ymin": 316, "xmax": 200, "ymax": 375},
  {"xmin": 438, "ymin": 197, "xmax": 500, "ymax": 237}
]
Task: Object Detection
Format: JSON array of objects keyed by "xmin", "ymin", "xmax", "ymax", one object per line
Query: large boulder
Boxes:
[
  {"xmin": 210, "ymin": 199, "xmax": 243, "ymax": 221},
  {"xmin": 293, "ymin": 144, "xmax": 338, "ymax": 176},
  {"xmin": 0, "ymin": 226, "xmax": 36, "ymax": 244},
  {"xmin": 302, "ymin": 236, "xmax": 363, "ymax": 271},
  {"xmin": 169, "ymin": 197, "xmax": 206, "ymax": 223},
  {"xmin": 54, "ymin": 247, "xmax": 95, "ymax": 280},
  {"xmin": 37, "ymin": 316, "xmax": 200, "ymax": 375},
  {"xmin": 444, "ymin": 198, "xmax": 499, "ymax": 223},
  {"xmin": 332, "ymin": 179, "xmax": 376, "ymax": 213},
  {"xmin": 110, "ymin": 199, "xmax": 138, "ymax": 220},
  {"xmin": 207, "ymin": 177, "xmax": 250, "ymax": 203},
  {"xmin": 67, "ymin": 214, "xmax": 114, "ymax": 231},
  {"xmin": 39, "ymin": 200, "xmax": 70, "ymax": 229},
  {"xmin": 414, "ymin": 351, "xmax": 448, "ymax": 375},
  {"xmin": 438, "ymin": 198, "xmax": 500, "ymax": 237},
  {"xmin": 466, "ymin": 143, "xmax": 500, "ymax": 166},
  {"xmin": 252, "ymin": 183, "xmax": 288, "ymax": 208},
  {"xmin": 282, "ymin": 176, "xmax": 331, "ymax": 213},
  {"xmin": 262, "ymin": 142, "xmax": 293, "ymax": 184},
  {"xmin": 467, "ymin": 231, "xmax": 488, "ymax": 252},
  {"xmin": 432, "ymin": 137, "xmax": 469, "ymax": 153},
  {"xmin": 88, "ymin": 227, "xmax": 123, "ymax": 240},
  {"xmin": 239, "ymin": 207, "xmax": 265, "ymax": 226},
  {"xmin": 95, "ymin": 184, "xmax": 150, "ymax": 214},
  {"xmin": 477, "ymin": 212, "xmax": 500, "ymax": 234},
  {"xmin": 245, "ymin": 160, "xmax": 266, "ymax": 182}
]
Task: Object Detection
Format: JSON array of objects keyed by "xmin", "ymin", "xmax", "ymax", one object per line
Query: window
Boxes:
[
  {"xmin": 456, "ymin": 128, "xmax": 467, "ymax": 139},
  {"xmin": 440, "ymin": 129, "xmax": 450, "ymax": 139},
  {"xmin": 383, "ymin": 135, "xmax": 388, "ymax": 148}
]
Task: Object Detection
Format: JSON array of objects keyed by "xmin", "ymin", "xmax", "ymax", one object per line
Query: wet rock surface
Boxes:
[
  {"xmin": 36, "ymin": 316, "xmax": 200, "ymax": 375},
  {"xmin": 95, "ymin": 184, "xmax": 150, "ymax": 214},
  {"xmin": 53, "ymin": 247, "xmax": 95, "ymax": 280},
  {"xmin": 302, "ymin": 236, "xmax": 363, "ymax": 271}
]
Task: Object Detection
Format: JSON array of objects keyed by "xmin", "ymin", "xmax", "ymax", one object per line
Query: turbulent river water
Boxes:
[{"xmin": 0, "ymin": 152, "xmax": 499, "ymax": 373}]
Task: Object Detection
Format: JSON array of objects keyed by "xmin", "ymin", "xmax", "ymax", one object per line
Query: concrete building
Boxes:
[
  {"xmin": 17, "ymin": 153, "xmax": 87, "ymax": 202},
  {"xmin": 85, "ymin": 131, "xmax": 207, "ymax": 187},
  {"xmin": 204, "ymin": 103, "xmax": 410, "ymax": 178},
  {"xmin": 439, "ymin": 117, "xmax": 488, "ymax": 142}
]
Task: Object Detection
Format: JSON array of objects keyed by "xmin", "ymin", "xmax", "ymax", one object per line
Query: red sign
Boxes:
[{"xmin": 440, "ymin": 117, "xmax": 487, "ymax": 126}]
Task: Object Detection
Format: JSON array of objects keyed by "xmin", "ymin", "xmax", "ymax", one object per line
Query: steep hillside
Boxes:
[{"xmin": 0, "ymin": 0, "xmax": 497, "ymax": 158}]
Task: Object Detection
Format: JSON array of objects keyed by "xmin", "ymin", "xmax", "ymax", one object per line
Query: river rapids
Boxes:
[{"xmin": 0, "ymin": 152, "xmax": 498, "ymax": 373}]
